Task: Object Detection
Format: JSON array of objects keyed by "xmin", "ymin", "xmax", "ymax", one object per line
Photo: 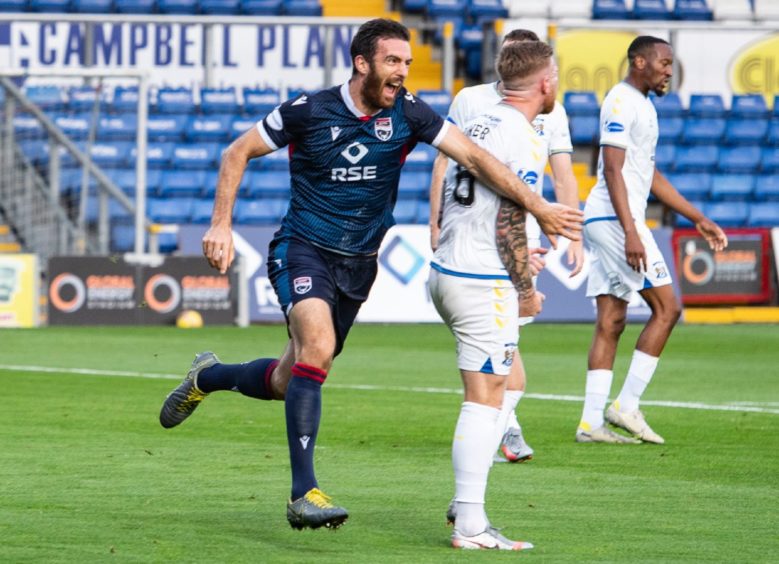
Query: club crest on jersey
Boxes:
[
  {"xmin": 294, "ymin": 276, "xmax": 312, "ymax": 295},
  {"xmin": 374, "ymin": 117, "xmax": 393, "ymax": 141},
  {"xmin": 532, "ymin": 117, "xmax": 545, "ymax": 136}
]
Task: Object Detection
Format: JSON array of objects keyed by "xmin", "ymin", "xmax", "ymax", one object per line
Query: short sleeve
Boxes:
[
  {"xmin": 548, "ymin": 103, "xmax": 573, "ymax": 155},
  {"xmin": 446, "ymin": 89, "xmax": 469, "ymax": 129},
  {"xmin": 401, "ymin": 90, "xmax": 448, "ymax": 147},
  {"xmin": 599, "ymin": 90, "xmax": 635, "ymax": 150},
  {"xmin": 256, "ymin": 94, "xmax": 312, "ymax": 151}
]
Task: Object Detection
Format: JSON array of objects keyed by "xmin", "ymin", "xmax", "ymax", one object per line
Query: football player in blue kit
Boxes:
[{"xmin": 159, "ymin": 18, "xmax": 583, "ymax": 531}]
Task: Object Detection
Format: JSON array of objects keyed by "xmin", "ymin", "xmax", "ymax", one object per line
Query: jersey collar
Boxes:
[{"xmin": 340, "ymin": 81, "xmax": 386, "ymax": 120}]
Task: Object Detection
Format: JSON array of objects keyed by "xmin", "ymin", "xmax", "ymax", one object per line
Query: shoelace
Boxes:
[
  {"xmin": 176, "ymin": 386, "xmax": 206, "ymax": 412},
  {"xmin": 306, "ymin": 488, "xmax": 335, "ymax": 508}
]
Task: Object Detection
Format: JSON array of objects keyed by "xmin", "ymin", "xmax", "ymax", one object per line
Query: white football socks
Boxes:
[
  {"xmin": 615, "ymin": 350, "xmax": 659, "ymax": 413},
  {"xmin": 452, "ymin": 401, "xmax": 500, "ymax": 536},
  {"xmin": 579, "ymin": 369, "xmax": 613, "ymax": 431},
  {"xmin": 494, "ymin": 390, "xmax": 524, "ymax": 453}
]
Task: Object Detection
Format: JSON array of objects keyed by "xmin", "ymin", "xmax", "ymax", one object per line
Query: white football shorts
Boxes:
[
  {"xmin": 585, "ymin": 219, "xmax": 672, "ymax": 302},
  {"xmin": 428, "ymin": 268, "xmax": 518, "ymax": 376}
]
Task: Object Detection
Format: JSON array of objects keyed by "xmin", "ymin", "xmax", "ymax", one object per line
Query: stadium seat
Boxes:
[
  {"xmin": 24, "ymin": 85, "xmax": 66, "ymax": 112},
  {"xmin": 681, "ymin": 118, "xmax": 725, "ymax": 144},
  {"xmin": 200, "ymin": 87, "xmax": 239, "ymax": 114},
  {"xmin": 200, "ymin": 0, "xmax": 240, "ymax": 12},
  {"xmin": 107, "ymin": 86, "xmax": 140, "ymax": 113},
  {"xmin": 658, "ymin": 117, "xmax": 684, "ymax": 144},
  {"xmin": 98, "ymin": 115, "xmax": 138, "ymax": 141},
  {"xmin": 155, "ymin": 87, "xmax": 196, "ymax": 114},
  {"xmin": 718, "ymin": 146, "xmax": 761, "ymax": 174},
  {"xmin": 67, "ymin": 86, "xmax": 101, "ymax": 112},
  {"xmin": 133, "ymin": 142, "xmax": 175, "ymax": 168},
  {"xmin": 592, "ymin": 0, "xmax": 630, "ymax": 19},
  {"xmin": 148, "ymin": 197, "xmax": 194, "ymax": 224},
  {"xmin": 398, "ymin": 171, "xmax": 431, "ymax": 200},
  {"xmin": 172, "ymin": 143, "xmax": 219, "ymax": 169},
  {"xmin": 112, "ymin": 169, "xmax": 137, "ymax": 194},
  {"xmin": 673, "ymin": 0, "xmax": 713, "ymax": 19},
  {"xmin": 458, "ymin": 24, "xmax": 484, "ymax": 53},
  {"xmin": 427, "ymin": 0, "xmax": 468, "ymax": 17},
  {"xmin": 688, "ymin": 94, "xmax": 726, "ymax": 118},
  {"xmin": 283, "ymin": 0, "xmax": 321, "ymax": 15},
  {"xmin": 0, "ymin": 0, "xmax": 27, "ymax": 10},
  {"xmin": 415, "ymin": 200, "xmax": 431, "ymax": 225},
  {"xmin": 711, "ymin": 0, "xmax": 753, "ymax": 20},
  {"xmin": 747, "ymin": 202, "xmax": 779, "ymax": 227},
  {"xmin": 234, "ymin": 198, "xmax": 287, "ymax": 224},
  {"xmin": 202, "ymin": 169, "xmax": 250, "ymax": 197},
  {"xmin": 550, "ymin": 0, "xmax": 591, "ymax": 17},
  {"xmin": 634, "ymin": 0, "xmax": 673, "ymax": 18},
  {"xmin": 89, "ymin": 142, "xmax": 132, "ymax": 168},
  {"xmin": 730, "ymin": 94, "xmax": 768, "ymax": 118},
  {"xmin": 111, "ymin": 224, "xmax": 136, "ymax": 252},
  {"xmin": 86, "ymin": 196, "xmax": 133, "ymax": 224},
  {"xmin": 667, "ymin": 172, "xmax": 712, "ymax": 200},
  {"xmin": 262, "ymin": 148, "xmax": 290, "ymax": 170},
  {"xmin": 14, "ymin": 115, "xmax": 44, "ymax": 140},
  {"xmin": 404, "ymin": 143, "xmax": 437, "ymax": 171},
  {"xmin": 73, "ymin": 0, "xmax": 113, "ymax": 11},
  {"xmin": 563, "ymin": 91, "xmax": 599, "ymax": 116},
  {"xmin": 191, "ymin": 199, "xmax": 215, "ymax": 224},
  {"xmin": 186, "ymin": 115, "xmax": 232, "ymax": 143},
  {"xmin": 754, "ymin": 174, "xmax": 779, "ymax": 200},
  {"xmin": 240, "ymin": 0, "xmax": 281, "ymax": 13},
  {"xmin": 542, "ymin": 173, "xmax": 554, "ymax": 201},
  {"xmin": 159, "ymin": 170, "xmax": 207, "ymax": 197},
  {"xmin": 709, "ymin": 173, "xmax": 755, "ymax": 201},
  {"xmin": 674, "ymin": 200, "xmax": 704, "ymax": 227},
  {"xmin": 246, "ymin": 170, "xmax": 291, "ymax": 198},
  {"xmin": 723, "ymin": 119, "xmax": 768, "ymax": 145},
  {"xmin": 243, "ymin": 88, "xmax": 281, "ymax": 116},
  {"xmin": 157, "ymin": 0, "xmax": 197, "ymax": 12},
  {"xmin": 703, "ymin": 201, "xmax": 748, "ymax": 227},
  {"xmin": 654, "ymin": 144, "xmax": 675, "ymax": 172},
  {"xmin": 147, "ymin": 115, "xmax": 187, "ymax": 142},
  {"xmin": 569, "ymin": 116, "xmax": 600, "ymax": 145},
  {"xmin": 402, "ymin": 0, "xmax": 427, "ymax": 12},
  {"xmin": 468, "ymin": 0, "xmax": 509, "ymax": 21},
  {"xmin": 651, "ymin": 92, "xmax": 685, "ymax": 117},
  {"xmin": 416, "ymin": 89, "xmax": 451, "ymax": 115},
  {"xmin": 115, "ymin": 0, "xmax": 155, "ymax": 11},
  {"xmin": 54, "ymin": 114, "xmax": 93, "ymax": 140},
  {"xmin": 464, "ymin": 46, "xmax": 483, "ymax": 81},
  {"xmin": 766, "ymin": 121, "xmax": 779, "ymax": 146},
  {"xmin": 230, "ymin": 117, "xmax": 257, "ymax": 141},
  {"xmin": 762, "ymin": 147, "xmax": 779, "ymax": 172},
  {"xmin": 393, "ymin": 200, "xmax": 418, "ymax": 224},
  {"xmin": 431, "ymin": 16, "xmax": 464, "ymax": 47},
  {"xmin": 29, "ymin": 0, "xmax": 70, "ymax": 11}
]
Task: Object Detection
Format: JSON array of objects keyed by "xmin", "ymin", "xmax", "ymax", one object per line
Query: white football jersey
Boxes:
[
  {"xmin": 434, "ymin": 103, "xmax": 543, "ymax": 277},
  {"xmin": 585, "ymin": 81, "xmax": 659, "ymax": 223}
]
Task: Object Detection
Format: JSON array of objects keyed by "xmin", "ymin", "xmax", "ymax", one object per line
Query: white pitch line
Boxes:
[{"xmin": 1, "ymin": 364, "xmax": 778, "ymax": 415}]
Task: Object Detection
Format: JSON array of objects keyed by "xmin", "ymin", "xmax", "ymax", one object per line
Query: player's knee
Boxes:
[
  {"xmin": 296, "ymin": 338, "xmax": 336, "ymax": 372},
  {"xmin": 597, "ymin": 314, "xmax": 627, "ymax": 338},
  {"xmin": 658, "ymin": 301, "xmax": 682, "ymax": 327}
]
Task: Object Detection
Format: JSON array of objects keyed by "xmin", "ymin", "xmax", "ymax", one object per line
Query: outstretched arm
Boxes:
[
  {"xmin": 428, "ymin": 151, "xmax": 449, "ymax": 251},
  {"xmin": 203, "ymin": 127, "xmax": 274, "ymax": 273}
]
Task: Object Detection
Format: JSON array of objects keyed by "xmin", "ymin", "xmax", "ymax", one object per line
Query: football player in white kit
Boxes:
[
  {"xmin": 429, "ymin": 40, "xmax": 561, "ymax": 551},
  {"xmin": 575, "ymin": 36, "xmax": 727, "ymax": 444},
  {"xmin": 429, "ymin": 29, "xmax": 584, "ymax": 464}
]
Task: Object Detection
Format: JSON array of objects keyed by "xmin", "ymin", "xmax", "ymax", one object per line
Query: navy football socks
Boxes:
[
  {"xmin": 286, "ymin": 363, "xmax": 327, "ymax": 500},
  {"xmin": 197, "ymin": 358, "xmax": 278, "ymax": 400}
]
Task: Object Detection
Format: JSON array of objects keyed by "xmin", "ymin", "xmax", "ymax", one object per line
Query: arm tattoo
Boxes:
[{"xmin": 496, "ymin": 197, "xmax": 534, "ymax": 298}]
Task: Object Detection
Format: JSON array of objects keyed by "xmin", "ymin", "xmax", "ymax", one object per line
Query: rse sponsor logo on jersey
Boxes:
[
  {"xmin": 605, "ymin": 120, "xmax": 625, "ymax": 133},
  {"xmin": 331, "ymin": 141, "xmax": 377, "ymax": 181}
]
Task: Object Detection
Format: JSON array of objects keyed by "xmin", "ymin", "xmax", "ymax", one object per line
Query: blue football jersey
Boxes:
[{"xmin": 257, "ymin": 82, "xmax": 448, "ymax": 255}]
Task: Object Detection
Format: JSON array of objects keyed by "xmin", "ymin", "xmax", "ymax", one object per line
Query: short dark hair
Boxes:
[
  {"xmin": 502, "ymin": 29, "xmax": 540, "ymax": 44},
  {"xmin": 627, "ymin": 35, "xmax": 670, "ymax": 64},
  {"xmin": 350, "ymin": 18, "xmax": 410, "ymax": 71}
]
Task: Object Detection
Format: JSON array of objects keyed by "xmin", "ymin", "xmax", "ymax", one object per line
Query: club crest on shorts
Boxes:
[
  {"xmin": 374, "ymin": 117, "xmax": 393, "ymax": 141},
  {"xmin": 293, "ymin": 276, "xmax": 312, "ymax": 295},
  {"xmin": 653, "ymin": 261, "xmax": 668, "ymax": 279}
]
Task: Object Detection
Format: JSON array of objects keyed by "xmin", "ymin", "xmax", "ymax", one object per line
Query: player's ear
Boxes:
[{"xmin": 354, "ymin": 55, "xmax": 370, "ymax": 76}]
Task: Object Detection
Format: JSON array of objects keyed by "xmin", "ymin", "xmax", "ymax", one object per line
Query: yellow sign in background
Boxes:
[
  {"xmin": 730, "ymin": 34, "xmax": 779, "ymax": 103},
  {"xmin": 556, "ymin": 30, "xmax": 637, "ymax": 101},
  {"xmin": 0, "ymin": 254, "xmax": 39, "ymax": 328}
]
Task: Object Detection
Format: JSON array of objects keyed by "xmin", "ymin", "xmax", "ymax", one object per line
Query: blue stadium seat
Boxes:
[
  {"xmin": 432, "ymin": 16, "xmax": 464, "ymax": 46},
  {"xmin": 145, "ymin": 169, "xmax": 163, "ymax": 193},
  {"xmin": 89, "ymin": 142, "xmax": 132, "ymax": 168},
  {"xmin": 186, "ymin": 115, "xmax": 232, "ymax": 142},
  {"xmin": 200, "ymin": 87, "xmax": 239, "ymax": 114},
  {"xmin": 542, "ymin": 174, "xmax": 555, "ymax": 201},
  {"xmin": 667, "ymin": 172, "xmax": 712, "ymax": 199},
  {"xmin": 234, "ymin": 198, "xmax": 287, "ymax": 224},
  {"xmin": 14, "ymin": 115, "xmax": 44, "ymax": 140},
  {"xmin": 651, "ymin": 92, "xmax": 685, "ymax": 117},
  {"xmin": 457, "ymin": 24, "xmax": 483, "ymax": 53},
  {"xmin": 681, "ymin": 118, "xmax": 725, "ymax": 144},
  {"xmin": 634, "ymin": 0, "xmax": 673, "ymax": 19},
  {"xmin": 592, "ymin": 0, "xmax": 630, "ymax": 19},
  {"xmin": 73, "ymin": 0, "xmax": 112, "ymax": 11},
  {"xmin": 564, "ymin": 91, "xmax": 599, "ymax": 116},
  {"xmin": 404, "ymin": 143, "xmax": 437, "ymax": 171},
  {"xmin": 262, "ymin": 148, "xmax": 290, "ymax": 170},
  {"xmin": 191, "ymin": 199, "xmax": 215, "ymax": 224},
  {"xmin": 654, "ymin": 144, "xmax": 675, "ymax": 172},
  {"xmin": 86, "ymin": 196, "xmax": 133, "ymax": 224},
  {"xmin": 415, "ymin": 200, "xmax": 431, "ymax": 225},
  {"xmin": 723, "ymin": 119, "xmax": 768, "ymax": 145},
  {"xmin": 68, "ymin": 86, "xmax": 101, "ymax": 112},
  {"xmin": 718, "ymin": 146, "xmax": 761, "ymax": 174},
  {"xmin": 402, "ymin": 0, "xmax": 426, "ymax": 12},
  {"xmin": 241, "ymin": 0, "xmax": 281, "ymax": 13},
  {"xmin": 464, "ymin": 46, "xmax": 482, "ymax": 81},
  {"xmin": 762, "ymin": 147, "xmax": 779, "ymax": 172},
  {"xmin": 24, "ymin": 85, "xmax": 66, "ymax": 112},
  {"xmin": 709, "ymin": 173, "xmax": 755, "ymax": 201},
  {"xmin": 112, "ymin": 168, "xmax": 137, "ymax": 194},
  {"xmin": 673, "ymin": 0, "xmax": 713, "ymax": 19},
  {"xmin": 157, "ymin": 0, "xmax": 196, "ymax": 12},
  {"xmin": 675, "ymin": 200, "xmax": 703, "ymax": 227},
  {"xmin": 133, "ymin": 142, "xmax": 175, "ymax": 168},
  {"xmin": 569, "ymin": 116, "xmax": 599, "ymax": 145},
  {"xmin": 427, "ymin": 0, "xmax": 467, "ymax": 17},
  {"xmin": 202, "ymin": 169, "xmax": 250, "ymax": 197},
  {"xmin": 159, "ymin": 170, "xmax": 207, "ymax": 197},
  {"xmin": 730, "ymin": 94, "xmax": 768, "ymax": 118},
  {"xmin": 172, "ymin": 143, "xmax": 218, "ymax": 169},
  {"xmin": 747, "ymin": 202, "xmax": 779, "ymax": 227},
  {"xmin": 147, "ymin": 115, "xmax": 187, "ymax": 142},
  {"xmin": 98, "ymin": 115, "xmax": 138, "ymax": 141},
  {"xmin": 393, "ymin": 200, "xmax": 418, "ymax": 224},
  {"xmin": 658, "ymin": 117, "xmax": 683, "ymax": 144},
  {"xmin": 148, "ymin": 197, "xmax": 194, "ymax": 223},
  {"xmin": 767, "ymin": 121, "xmax": 779, "ymax": 146},
  {"xmin": 30, "ymin": 0, "xmax": 70, "ymax": 11},
  {"xmin": 398, "ymin": 171, "xmax": 431, "ymax": 200},
  {"xmin": 111, "ymin": 224, "xmax": 136, "ymax": 252},
  {"xmin": 688, "ymin": 94, "xmax": 726, "ymax": 118},
  {"xmin": 115, "ymin": 0, "xmax": 154, "ymax": 11},
  {"xmin": 0, "ymin": 0, "xmax": 27, "ymax": 10},
  {"xmin": 230, "ymin": 117, "xmax": 257, "ymax": 141},
  {"xmin": 283, "ymin": 0, "xmax": 321, "ymax": 15},
  {"xmin": 200, "ymin": 0, "xmax": 239, "ymax": 12},
  {"xmin": 703, "ymin": 201, "xmax": 748, "ymax": 227},
  {"xmin": 54, "ymin": 113, "xmax": 93, "ymax": 140},
  {"xmin": 155, "ymin": 87, "xmax": 196, "ymax": 114},
  {"xmin": 468, "ymin": 0, "xmax": 508, "ymax": 21},
  {"xmin": 242, "ymin": 87, "xmax": 281, "ymax": 116},
  {"xmin": 416, "ymin": 89, "xmax": 451, "ymax": 115},
  {"xmin": 246, "ymin": 170, "xmax": 291, "ymax": 198},
  {"xmin": 754, "ymin": 174, "xmax": 779, "ymax": 201},
  {"xmin": 108, "ymin": 86, "xmax": 140, "ymax": 113}
]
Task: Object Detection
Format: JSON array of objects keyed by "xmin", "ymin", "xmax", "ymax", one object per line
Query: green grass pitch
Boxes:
[{"xmin": 1, "ymin": 323, "xmax": 777, "ymax": 562}]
